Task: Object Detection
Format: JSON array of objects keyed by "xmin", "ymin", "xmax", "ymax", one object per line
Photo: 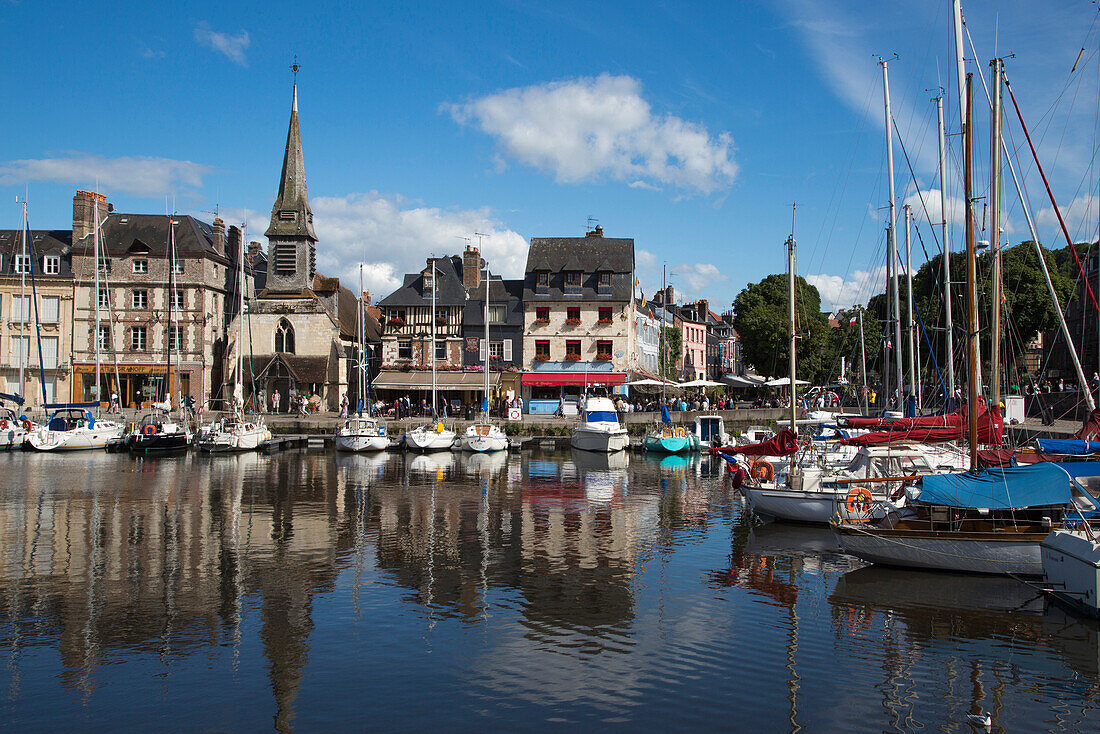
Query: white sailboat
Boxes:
[
  {"xmin": 404, "ymin": 258, "xmax": 456, "ymax": 452},
  {"xmin": 198, "ymin": 226, "xmax": 269, "ymax": 453},
  {"xmin": 460, "ymin": 258, "xmax": 507, "ymax": 453},
  {"xmin": 27, "ymin": 196, "xmax": 123, "ymax": 452},
  {"xmin": 337, "ymin": 265, "xmax": 389, "ymax": 452},
  {"xmin": 570, "ymin": 394, "xmax": 629, "ymax": 453}
]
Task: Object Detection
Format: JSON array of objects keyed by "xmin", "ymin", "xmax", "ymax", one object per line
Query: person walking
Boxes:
[
  {"xmin": 340, "ymin": 393, "xmax": 349, "ymax": 418},
  {"xmin": 273, "ymin": 389, "xmax": 281, "ymax": 414},
  {"xmin": 110, "ymin": 390, "xmax": 121, "ymax": 414}
]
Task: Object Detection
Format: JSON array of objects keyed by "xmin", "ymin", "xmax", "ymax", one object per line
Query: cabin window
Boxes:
[
  {"xmin": 132, "ymin": 289, "xmax": 148, "ymax": 309},
  {"xmin": 275, "ymin": 318, "xmax": 295, "ymax": 354},
  {"xmin": 130, "ymin": 326, "xmax": 146, "ymax": 351},
  {"xmin": 132, "ymin": 259, "xmax": 148, "ymax": 274}
]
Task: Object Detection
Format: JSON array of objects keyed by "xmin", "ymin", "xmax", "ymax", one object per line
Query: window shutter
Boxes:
[
  {"xmin": 503, "ymin": 339, "xmax": 512, "ymax": 361},
  {"xmin": 41, "ymin": 336, "xmax": 58, "ymax": 369},
  {"xmin": 479, "ymin": 338, "xmax": 486, "ymax": 361},
  {"xmin": 41, "ymin": 296, "xmax": 60, "ymax": 324}
]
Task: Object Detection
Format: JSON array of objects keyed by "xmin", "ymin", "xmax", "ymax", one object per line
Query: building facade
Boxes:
[
  {"xmin": 462, "ymin": 253, "xmax": 525, "ymax": 402},
  {"xmin": 631, "ymin": 300, "xmax": 660, "ymax": 378},
  {"xmin": 0, "ymin": 227, "xmax": 74, "ymax": 408},
  {"xmin": 521, "ymin": 226, "xmax": 635, "ymax": 410}
]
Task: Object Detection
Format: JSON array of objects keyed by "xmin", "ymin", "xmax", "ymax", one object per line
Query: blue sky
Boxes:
[{"xmin": 3, "ymin": 0, "xmax": 1099, "ymax": 311}]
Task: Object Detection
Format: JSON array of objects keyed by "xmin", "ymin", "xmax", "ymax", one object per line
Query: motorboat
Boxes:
[
  {"xmin": 197, "ymin": 413, "xmax": 270, "ymax": 453},
  {"xmin": 127, "ymin": 410, "xmax": 192, "ymax": 454},
  {"xmin": 0, "ymin": 406, "xmax": 32, "ymax": 450},
  {"xmin": 459, "ymin": 422, "xmax": 509, "ymax": 452},
  {"xmin": 1040, "ymin": 527, "xmax": 1100, "ymax": 617},
  {"xmin": 692, "ymin": 414, "xmax": 729, "ymax": 452},
  {"xmin": 336, "ymin": 416, "xmax": 389, "ymax": 452},
  {"xmin": 834, "ymin": 463, "xmax": 1099, "ymax": 577},
  {"xmin": 570, "ymin": 395, "xmax": 628, "ymax": 453},
  {"xmin": 405, "ymin": 422, "xmax": 456, "ymax": 452},
  {"xmin": 26, "ymin": 407, "xmax": 124, "ymax": 452}
]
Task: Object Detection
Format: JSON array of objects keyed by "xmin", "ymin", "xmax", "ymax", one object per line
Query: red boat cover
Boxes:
[
  {"xmin": 838, "ymin": 405, "xmax": 1003, "ymax": 447},
  {"xmin": 839, "ymin": 405, "xmax": 970, "ymax": 430},
  {"xmin": 711, "ymin": 429, "xmax": 799, "ymax": 457},
  {"xmin": 1074, "ymin": 409, "xmax": 1100, "ymax": 440},
  {"xmin": 977, "ymin": 448, "xmax": 1043, "ymax": 468}
]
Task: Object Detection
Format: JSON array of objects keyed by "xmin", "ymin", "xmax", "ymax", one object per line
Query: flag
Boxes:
[{"xmin": 849, "ymin": 314, "xmax": 857, "ymax": 326}]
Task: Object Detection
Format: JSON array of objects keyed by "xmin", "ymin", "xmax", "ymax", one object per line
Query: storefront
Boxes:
[
  {"xmin": 372, "ymin": 369, "xmax": 501, "ymax": 417},
  {"xmin": 521, "ymin": 364, "xmax": 626, "ymax": 414},
  {"xmin": 72, "ymin": 363, "xmax": 192, "ymax": 409}
]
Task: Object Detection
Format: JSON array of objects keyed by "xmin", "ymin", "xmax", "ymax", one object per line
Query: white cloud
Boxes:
[
  {"xmin": 193, "ymin": 23, "xmax": 250, "ymax": 66},
  {"xmin": 1037, "ymin": 195, "xmax": 1098, "ymax": 241},
  {"xmin": 0, "ymin": 153, "xmax": 210, "ymax": 198},
  {"xmin": 806, "ymin": 266, "xmax": 886, "ymax": 311},
  {"xmin": 903, "ymin": 188, "xmax": 965, "ymax": 228},
  {"xmin": 447, "ymin": 74, "xmax": 738, "ymax": 193},
  {"xmin": 672, "ymin": 262, "xmax": 728, "ymax": 295},
  {"xmin": 304, "ymin": 192, "xmax": 528, "ymax": 299}
]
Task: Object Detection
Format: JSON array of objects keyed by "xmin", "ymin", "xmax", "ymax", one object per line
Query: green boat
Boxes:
[{"xmin": 643, "ymin": 406, "xmax": 696, "ymax": 453}]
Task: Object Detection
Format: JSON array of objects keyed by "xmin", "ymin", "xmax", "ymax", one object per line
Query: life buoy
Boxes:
[
  {"xmin": 21, "ymin": 419, "xmax": 31, "ymax": 432},
  {"xmin": 0, "ymin": 420, "xmax": 7, "ymax": 430},
  {"xmin": 751, "ymin": 460, "xmax": 775, "ymax": 483},
  {"xmin": 845, "ymin": 487, "xmax": 874, "ymax": 515},
  {"xmin": 674, "ymin": 426, "xmax": 686, "ymax": 438},
  {"xmin": 142, "ymin": 424, "xmax": 156, "ymax": 436}
]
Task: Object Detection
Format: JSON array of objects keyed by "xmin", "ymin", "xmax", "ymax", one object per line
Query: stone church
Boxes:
[{"xmin": 222, "ymin": 78, "xmax": 365, "ymax": 412}]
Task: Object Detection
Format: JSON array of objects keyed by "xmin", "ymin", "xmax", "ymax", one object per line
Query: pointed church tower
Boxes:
[{"xmin": 265, "ymin": 61, "xmax": 317, "ymax": 293}]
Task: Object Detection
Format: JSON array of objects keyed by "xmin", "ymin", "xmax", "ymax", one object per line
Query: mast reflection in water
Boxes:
[{"xmin": 0, "ymin": 450, "xmax": 1097, "ymax": 732}]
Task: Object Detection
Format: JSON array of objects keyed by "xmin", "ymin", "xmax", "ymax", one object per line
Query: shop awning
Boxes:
[
  {"xmin": 521, "ymin": 372, "xmax": 626, "ymax": 387},
  {"xmin": 372, "ymin": 370, "xmax": 501, "ymax": 391}
]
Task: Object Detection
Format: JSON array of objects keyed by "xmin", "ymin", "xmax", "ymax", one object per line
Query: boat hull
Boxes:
[
  {"xmin": 459, "ymin": 434, "xmax": 508, "ymax": 452},
  {"xmin": 571, "ymin": 427, "xmax": 629, "ymax": 453},
  {"xmin": 835, "ymin": 524, "xmax": 1046, "ymax": 576},
  {"xmin": 130, "ymin": 433, "xmax": 192, "ymax": 454},
  {"xmin": 26, "ymin": 425, "xmax": 124, "ymax": 452},
  {"xmin": 0, "ymin": 427, "xmax": 27, "ymax": 451},
  {"xmin": 743, "ymin": 485, "xmax": 888, "ymax": 525},
  {"xmin": 335, "ymin": 433, "xmax": 390, "ymax": 452},
  {"xmin": 197, "ymin": 427, "xmax": 268, "ymax": 453},
  {"xmin": 643, "ymin": 434, "xmax": 694, "ymax": 453},
  {"xmin": 405, "ymin": 429, "xmax": 456, "ymax": 452},
  {"xmin": 1041, "ymin": 530, "xmax": 1100, "ymax": 617}
]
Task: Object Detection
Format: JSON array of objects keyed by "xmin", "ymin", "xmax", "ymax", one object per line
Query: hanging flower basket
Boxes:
[
  {"xmin": 565, "ymin": 318, "xmax": 582, "ymax": 326},
  {"xmin": 564, "ymin": 353, "xmax": 581, "ymax": 362},
  {"xmin": 596, "ymin": 352, "xmax": 612, "ymax": 361},
  {"xmin": 597, "ymin": 317, "xmax": 612, "ymax": 325},
  {"xmin": 534, "ymin": 317, "xmax": 550, "ymax": 325},
  {"xmin": 534, "ymin": 353, "xmax": 550, "ymax": 362}
]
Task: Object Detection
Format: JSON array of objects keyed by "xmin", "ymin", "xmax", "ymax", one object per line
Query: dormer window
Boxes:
[
  {"xmin": 133, "ymin": 259, "xmax": 148, "ymax": 274},
  {"xmin": 536, "ymin": 271, "xmax": 549, "ymax": 289},
  {"xmin": 565, "ymin": 271, "xmax": 582, "ymax": 290},
  {"xmin": 423, "ymin": 273, "xmax": 434, "ymax": 292},
  {"xmin": 598, "ymin": 271, "xmax": 612, "ymax": 290}
]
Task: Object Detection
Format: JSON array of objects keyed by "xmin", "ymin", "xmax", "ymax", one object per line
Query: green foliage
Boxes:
[
  {"xmin": 503, "ymin": 422, "xmax": 523, "ymax": 436},
  {"xmin": 732, "ymin": 273, "xmax": 830, "ymax": 381}
]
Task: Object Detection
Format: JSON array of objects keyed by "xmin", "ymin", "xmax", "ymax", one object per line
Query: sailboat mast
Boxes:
[
  {"xmin": 858, "ymin": 309, "xmax": 868, "ymax": 414},
  {"xmin": 431, "ymin": 258, "xmax": 437, "ymax": 418},
  {"xmin": 19, "ymin": 201, "xmax": 27, "ymax": 399},
  {"xmin": 660, "ymin": 263, "xmax": 666, "ymax": 397},
  {"xmin": 882, "ymin": 58, "xmax": 903, "ymax": 405},
  {"xmin": 166, "ymin": 214, "xmax": 174, "ymax": 410},
  {"xmin": 936, "ymin": 95, "xmax": 956, "ymax": 403},
  {"xmin": 358, "ymin": 264, "xmax": 365, "ymax": 416},
  {"xmin": 953, "ymin": 0, "xmax": 967, "ymax": 132},
  {"xmin": 786, "ymin": 205, "xmax": 798, "ymax": 482},
  {"xmin": 237, "ymin": 225, "xmax": 245, "ymax": 414},
  {"xmin": 964, "ymin": 73, "xmax": 980, "ymax": 466},
  {"xmin": 904, "ymin": 204, "xmax": 917, "ymax": 412},
  {"xmin": 483, "ymin": 260, "xmax": 490, "ymax": 420},
  {"xmin": 93, "ymin": 197, "xmax": 102, "ymax": 406},
  {"xmin": 989, "ymin": 57, "xmax": 1004, "ymax": 408}
]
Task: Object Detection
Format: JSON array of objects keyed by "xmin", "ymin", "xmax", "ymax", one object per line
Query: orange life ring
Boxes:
[
  {"xmin": 0, "ymin": 420, "xmax": 7, "ymax": 430},
  {"xmin": 142, "ymin": 424, "xmax": 156, "ymax": 436},
  {"xmin": 751, "ymin": 460, "xmax": 775, "ymax": 483},
  {"xmin": 21, "ymin": 419, "xmax": 31, "ymax": 432},
  {"xmin": 845, "ymin": 487, "xmax": 874, "ymax": 515},
  {"xmin": 674, "ymin": 426, "xmax": 686, "ymax": 438}
]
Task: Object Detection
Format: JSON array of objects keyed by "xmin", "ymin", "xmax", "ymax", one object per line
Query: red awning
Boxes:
[{"xmin": 521, "ymin": 372, "xmax": 626, "ymax": 387}]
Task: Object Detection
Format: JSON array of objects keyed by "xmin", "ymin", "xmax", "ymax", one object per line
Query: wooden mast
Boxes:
[{"xmin": 964, "ymin": 73, "xmax": 980, "ymax": 467}]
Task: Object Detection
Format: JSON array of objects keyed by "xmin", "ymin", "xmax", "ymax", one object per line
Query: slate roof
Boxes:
[
  {"xmin": 377, "ymin": 255, "xmax": 468, "ymax": 307},
  {"xmin": 463, "ymin": 276, "xmax": 524, "ymax": 327},
  {"xmin": 523, "ymin": 234, "xmax": 634, "ymax": 301},
  {"xmin": 79, "ymin": 213, "xmax": 230, "ymax": 263},
  {"xmin": 266, "ymin": 83, "xmax": 317, "ymax": 241},
  {"xmin": 0, "ymin": 230, "xmax": 73, "ymax": 277}
]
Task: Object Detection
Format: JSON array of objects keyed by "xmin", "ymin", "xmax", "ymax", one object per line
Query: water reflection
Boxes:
[{"xmin": 0, "ymin": 450, "xmax": 1098, "ymax": 732}]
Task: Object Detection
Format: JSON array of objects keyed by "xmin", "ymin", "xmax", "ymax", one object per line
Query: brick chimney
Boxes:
[
  {"xmin": 463, "ymin": 245, "xmax": 482, "ymax": 291},
  {"xmin": 227, "ymin": 225, "xmax": 242, "ymax": 260},
  {"xmin": 697, "ymin": 299, "xmax": 708, "ymax": 320},
  {"xmin": 211, "ymin": 217, "xmax": 226, "ymax": 256},
  {"xmin": 247, "ymin": 241, "xmax": 262, "ymax": 263},
  {"xmin": 73, "ymin": 190, "xmax": 109, "ymax": 244},
  {"xmin": 586, "ymin": 224, "xmax": 604, "ymax": 238}
]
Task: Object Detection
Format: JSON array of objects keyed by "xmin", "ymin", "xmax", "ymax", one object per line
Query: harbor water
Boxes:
[{"xmin": 1, "ymin": 449, "xmax": 1099, "ymax": 732}]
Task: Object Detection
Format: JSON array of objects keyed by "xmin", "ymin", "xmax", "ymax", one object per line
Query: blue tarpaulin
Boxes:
[
  {"xmin": 1035, "ymin": 438, "xmax": 1100, "ymax": 456},
  {"xmin": 918, "ymin": 463, "xmax": 1083, "ymax": 510}
]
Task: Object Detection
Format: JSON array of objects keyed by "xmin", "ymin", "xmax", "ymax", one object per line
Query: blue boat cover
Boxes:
[
  {"xmin": 661, "ymin": 404, "xmax": 671, "ymax": 426},
  {"xmin": 919, "ymin": 463, "xmax": 1079, "ymax": 510},
  {"xmin": 1035, "ymin": 438, "xmax": 1100, "ymax": 455},
  {"xmin": 0, "ymin": 392, "xmax": 25, "ymax": 406}
]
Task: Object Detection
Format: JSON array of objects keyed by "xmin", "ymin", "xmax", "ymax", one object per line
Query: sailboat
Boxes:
[
  {"xmin": 337, "ymin": 265, "xmax": 389, "ymax": 452},
  {"xmin": 2, "ymin": 203, "xmax": 38, "ymax": 449},
  {"xmin": 643, "ymin": 266, "xmax": 694, "ymax": 454},
  {"xmin": 197, "ymin": 226, "xmax": 270, "ymax": 453},
  {"xmin": 459, "ymin": 261, "xmax": 507, "ymax": 452},
  {"xmin": 404, "ymin": 258, "xmax": 456, "ymax": 452},
  {"xmin": 27, "ymin": 195, "xmax": 124, "ymax": 452},
  {"xmin": 129, "ymin": 214, "xmax": 192, "ymax": 453}
]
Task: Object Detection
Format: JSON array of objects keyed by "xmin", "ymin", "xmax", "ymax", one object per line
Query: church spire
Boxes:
[{"xmin": 266, "ymin": 57, "xmax": 316, "ymax": 242}]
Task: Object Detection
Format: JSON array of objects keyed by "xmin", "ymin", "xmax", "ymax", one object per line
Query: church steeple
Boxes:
[{"xmin": 266, "ymin": 59, "xmax": 317, "ymax": 293}]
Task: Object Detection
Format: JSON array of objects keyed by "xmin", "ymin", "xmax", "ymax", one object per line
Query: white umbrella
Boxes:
[
  {"xmin": 722, "ymin": 375, "xmax": 758, "ymax": 388},
  {"xmin": 678, "ymin": 378, "xmax": 726, "ymax": 388},
  {"xmin": 765, "ymin": 377, "xmax": 810, "ymax": 387},
  {"xmin": 626, "ymin": 378, "xmax": 675, "ymax": 387}
]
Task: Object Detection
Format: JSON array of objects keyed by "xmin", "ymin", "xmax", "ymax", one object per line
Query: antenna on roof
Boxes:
[
  {"xmin": 586, "ymin": 215, "xmax": 599, "ymax": 232},
  {"xmin": 456, "ymin": 235, "xmax": 470, "ymax": 249}
]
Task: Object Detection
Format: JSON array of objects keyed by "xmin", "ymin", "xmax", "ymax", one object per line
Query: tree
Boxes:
[
  {"xmin": 659, "ymin": 326, "xmax": 681, "ymax": 380},
  {"xmin": 825, "ymin": 307, "xmax": 882, "ymax": 387},
  {"xmin": 732, "ymin": 274, "xmax": 829, "ymax": 381}
]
